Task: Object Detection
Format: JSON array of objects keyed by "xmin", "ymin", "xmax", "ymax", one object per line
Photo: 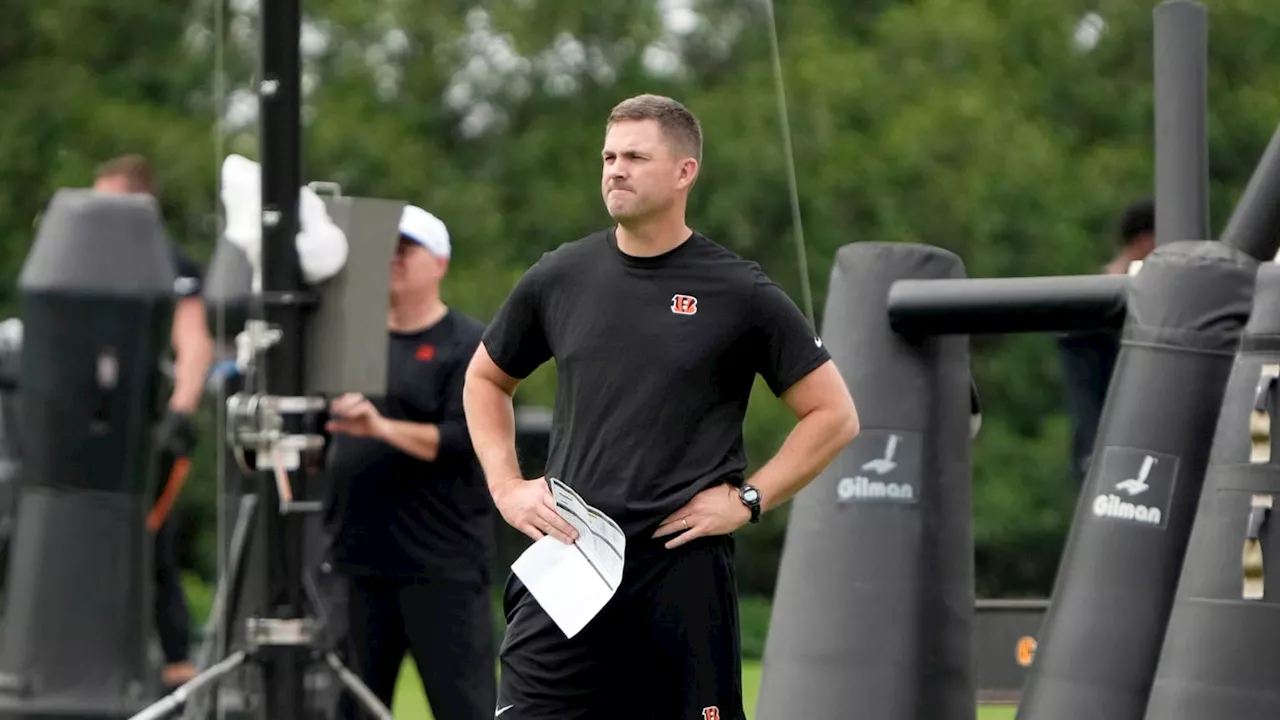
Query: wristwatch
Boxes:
[{"xmin": 738, "ymin": 484, "xmax": 762, "ymax": 524}]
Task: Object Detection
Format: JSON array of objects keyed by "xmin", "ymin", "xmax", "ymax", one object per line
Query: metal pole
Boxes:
[
  {"xmin": 127, "ymin": 651, "xmax": 250, "ymax": 720},
  {"xmin": 886, "ymin": 274, "xmax": 1130, "ymax": 336},
  {"xmin": 1153, "ymin": 0, "xmax": 1210, "ymax": 245},
  {"xmin": 257, "ymin": 0, "xmax": 307, "ymax": 714},
  {"xmin": 324, "ymin": 653, "xmax": 394, "ymax": 720}
]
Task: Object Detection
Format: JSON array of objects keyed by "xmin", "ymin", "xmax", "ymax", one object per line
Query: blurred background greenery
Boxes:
[{"xmin": 4, "ymin": 0, "xmax": 1280, "ymax": 668}]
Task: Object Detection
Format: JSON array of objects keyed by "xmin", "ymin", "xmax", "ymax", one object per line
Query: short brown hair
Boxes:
[
  {"xmin": 607, "ymin": 94, "xmax": 702, "ymax": 163},
  {"xmin": 95, "ymin": 154, "xmax": 155, "ymax": 193}
]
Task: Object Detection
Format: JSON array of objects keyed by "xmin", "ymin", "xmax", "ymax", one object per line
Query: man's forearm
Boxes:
[
  {"xmin": 462, "ymin": 376, "xmax": 525, "ymax": 494},
  {"xmin": 378, "ymin": 419, "xmax": 441, "ymax": 462},
  {"xmin": 169, "ymin": 339, "xmax": 213, "ymax": 413},
  {"xmin": 169, "ymin": 299, "xmax": 214, "ymax": 413},
  {"xmin": 749, "ymin": 407, "xmax": 859, "ymax": 513}
]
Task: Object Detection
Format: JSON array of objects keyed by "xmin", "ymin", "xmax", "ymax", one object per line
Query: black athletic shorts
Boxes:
[{"xmin": 496, "ymin": 535, "xmax": 744, "ymax": 720}]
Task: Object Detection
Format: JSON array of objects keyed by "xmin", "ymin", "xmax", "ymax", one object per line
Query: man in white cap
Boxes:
[{"xmin": 322, "ymin": 205, "xmax": 496, "ymax": 720}]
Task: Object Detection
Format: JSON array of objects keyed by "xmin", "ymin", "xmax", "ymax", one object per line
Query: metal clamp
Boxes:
[
  {"xmin": 1251, "ymin": 364, "xmax": 1280, "ymax": 464},
  {"xmin": 227, "ymin": 393, "xmax": 327, "ymax": 449},
  {"xmin": 244, "ymin": 618, "xmax": 319, "ymax": 648},
  {"xmin": 1244, "ymin": 494, "xmax": 1272, "ymax": 601},
  {"xmin": 234, "ymin": 319, "xmax": 282, "ymax": 373},
  {"xmin": 306, "ymin": 181, "xmax": 343, "ymax": 198},
  {"xmin": 225, "ymin": 315, "xmax": 331, "ymax": 514},
  {"xmin": 227, "ymin": 393, "xmax": 326, "ymax": 445},
  {"xmin": 226, "ymin": 392, "xmax": 328, "ymax": 513}
]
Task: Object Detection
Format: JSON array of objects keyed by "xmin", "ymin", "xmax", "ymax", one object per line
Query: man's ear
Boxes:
[{"xmin": 679, "ymin": 158, "xmax": 700, "ymax": 188}]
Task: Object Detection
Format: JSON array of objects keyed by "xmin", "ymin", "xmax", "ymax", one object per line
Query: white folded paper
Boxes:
[{"xmin": 511, "ymin": 478, "xmax": 626, "ymax": 639}]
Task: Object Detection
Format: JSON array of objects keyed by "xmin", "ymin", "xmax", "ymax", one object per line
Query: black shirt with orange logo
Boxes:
[
  {"xmin": 324, "ymin": 309, "xmax": 494, "ymax": 582},
  {"xmin": 482, "ymin": 228, "xmax": 830, "ymax": 544}
]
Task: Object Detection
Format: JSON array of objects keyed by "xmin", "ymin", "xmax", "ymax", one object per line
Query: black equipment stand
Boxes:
[
  {"xmin": 126, "ymin": 413, "xmax": 390, "ymax": 720},
  {"xmin": 128, "ymin": 0, "xmax": 389, "ymax": 716}
]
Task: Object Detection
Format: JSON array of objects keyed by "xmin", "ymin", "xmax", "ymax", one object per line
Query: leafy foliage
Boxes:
[{"xmin": 4, "ymin": 0, "xmax": 1280, "ymax": 601}]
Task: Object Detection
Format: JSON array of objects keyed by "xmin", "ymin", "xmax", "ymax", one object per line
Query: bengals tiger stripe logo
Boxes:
[
  {"xmin": 1016, "ymin": 635, "xmax": 1037, "ymax": 667},
  {"xmin": 671, "ymin": 294, "xmax": 698, "ymax": 315}
]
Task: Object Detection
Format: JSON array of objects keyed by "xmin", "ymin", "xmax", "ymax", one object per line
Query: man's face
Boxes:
[
  {"xmin": 390, "ymin": 236, "xmax": 446, "ymax": 296},
  {"xmin": 1131, "ymin": 232, "xmax": 1155, "ymax": 259},
  {"xmin": 94, "ymin": 175, "xmax": 135, "ymax": 195},
  {"xmin": 601, "ymin": 119, "xmax": 697, "ymax": 222}
]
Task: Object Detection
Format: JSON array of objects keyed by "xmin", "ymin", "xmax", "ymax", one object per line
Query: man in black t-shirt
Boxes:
[
  {"xmin": 464, "ymin": 94, "xmax": 861, "ymax": 720},
  {"xmin": 94, "ymin": 155, "xmax": 214, "ymax": 688},
  {"xmin": 323, "ymin": 205, "xmax": 495, "ymax": 720}
]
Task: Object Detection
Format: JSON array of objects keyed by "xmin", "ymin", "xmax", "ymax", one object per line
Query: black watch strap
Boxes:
[{"xmin": 739, "ymin": 484, "xmax": 762, "ymax": 523}]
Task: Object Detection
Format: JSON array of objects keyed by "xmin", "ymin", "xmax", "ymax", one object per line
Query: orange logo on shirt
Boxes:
[
  {"xmin": 671, "ymin": 294, "xmax": 698, "ymax": 315},
  {"xmin": 415, "ymin": 344, "xmax": 436, "ymax": 361},
  {"xmin": 701, "ymin": 708, "xmax": 720, "ymax": 720}
]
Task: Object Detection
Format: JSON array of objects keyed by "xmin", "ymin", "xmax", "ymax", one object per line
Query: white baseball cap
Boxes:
[{"xmin": 398, "ymin": 205, "xmax": 451, "ymax": 258}]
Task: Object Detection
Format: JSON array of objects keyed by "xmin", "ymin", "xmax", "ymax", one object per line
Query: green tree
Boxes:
[{"xmin": 6, "ymin": 0, "xmax": 1280, "ymax": 605}]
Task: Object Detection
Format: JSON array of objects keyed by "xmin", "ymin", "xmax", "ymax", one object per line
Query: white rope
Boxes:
[
  {"xmin": 211, "ymin": 3, "xmax": 228, "ymax": 718},
  {"xmin": 762, "ymin": 0, "xmax": 815, "ymax": 328}
]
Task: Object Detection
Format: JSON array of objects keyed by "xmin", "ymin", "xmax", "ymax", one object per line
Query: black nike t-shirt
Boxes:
[
  {"xmin": 482, "ymin": 229, "xmax": 830, "ymax": 545},
  {"xmin": 325, "ymin": 310, "xmax": 495, "ymax": 582}
]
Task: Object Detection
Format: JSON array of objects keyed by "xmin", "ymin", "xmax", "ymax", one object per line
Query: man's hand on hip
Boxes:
[
  {"xmin": 326, "ymin": 393, "xmax": 389, "ymax": 439},
  {"xmin": 494, "ymin": 477, "xmax": 579, "ymax": 545},
  {"xmin": 653, "ymin": 483, "xmax": 751, "ymax": 549}
]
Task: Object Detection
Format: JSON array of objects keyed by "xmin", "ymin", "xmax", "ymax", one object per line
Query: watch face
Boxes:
[{"xmin": 742, "ymin": 488, "xmax": 759, "ymax": 503}]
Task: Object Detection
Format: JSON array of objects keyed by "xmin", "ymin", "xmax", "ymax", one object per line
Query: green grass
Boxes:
[{"xmin": 389, "ymin": 659, "xmax": 1017, "ymax": 719}]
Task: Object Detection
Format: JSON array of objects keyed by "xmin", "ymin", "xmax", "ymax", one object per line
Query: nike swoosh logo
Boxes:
[{"xmin": 496, "ymin": 705, "xmax": 514, "ymax": 717}]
